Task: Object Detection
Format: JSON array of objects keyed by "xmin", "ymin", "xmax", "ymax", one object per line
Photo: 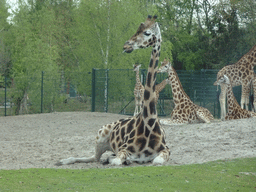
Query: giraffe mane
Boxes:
[{"xmin": 232, "ymin": 45, "xmax": 256, "ymax": 65}]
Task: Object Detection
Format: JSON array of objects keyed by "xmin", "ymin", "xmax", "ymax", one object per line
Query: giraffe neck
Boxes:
[
  {"xmin": 238, "ymin": 45, "xmax": 256, "ymax": 67},
  {"xmin": 142, "ymin": 39, "xmax": 161, "ymax": 122},
  {"xmin": 168, "ymin": 67, "xmax": 191, "ymax": 104},
  {"xmin": 156, "ymin": 79, "xmax": 167, "ymax": 93},
  {"xmin": 226, "ymin": 83, "xmax": 240, "ymax": 110}
]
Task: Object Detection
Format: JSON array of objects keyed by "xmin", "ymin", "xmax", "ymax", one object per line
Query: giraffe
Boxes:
[
  {"xmin": 155, "ymin": 78, "xmax": 170, "ymax": 103},
  {"xmin": 215, "ymin": 74, "xmax": 256, "ymax": 120},
  {"xmin": 55, "ymin": 15, "xmax": 170, "ymax": 166},
  {"xmin": 214, "ymin": 45, "xmax": 256, "ymax": 120},
  {"xmin": 251, "ymin": 73, "xmax": 256, "ymax": 112},
  {"xmin": 133, "ymin": 64, "xmax": 144, "ymax": 116},
  {"xmin": 157, "ymin": 58, "xmax": 214, "ymax": 125}
]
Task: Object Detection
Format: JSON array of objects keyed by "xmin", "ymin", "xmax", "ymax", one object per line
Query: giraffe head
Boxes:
[
  {"xmin": 213, "ymin": 67, "xmax": 229, "ymax": 86},
  {"xmin": 133, "ymin": 64, "xmax": 142, "ymax": 72},
  {"xmin": 157, "ymin": 58, "xmax": 171, "ymax": 73},
  {"xmin": 123, "ymin": 15, "xmax": 161, "ymax": 53},
  {"xmin": 216, "ymin": 74, "xmax": 231, "ymax": 86}
]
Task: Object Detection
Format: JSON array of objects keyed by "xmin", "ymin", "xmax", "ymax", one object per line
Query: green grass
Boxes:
[{"xmin": 0, "ymin": 158, "xmax": 255, "ymax": 192}]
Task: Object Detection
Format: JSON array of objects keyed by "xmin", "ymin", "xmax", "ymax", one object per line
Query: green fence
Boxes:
[
  {"xmin": 1, "ymin": 69, "xmax": 253, "ymax": 118},
  {"xmin": 91, "ymin": 68, "xmax": 253, "ymax": 118},
  {"xmin": 0, "ymin": 71, "xmax": 92, "ymax": 116}
]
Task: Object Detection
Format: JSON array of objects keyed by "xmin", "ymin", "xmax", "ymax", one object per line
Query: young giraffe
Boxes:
[
  {"xmin": 55, "ymin": 15, "xmax": 170, "ymax": 166},
  {"xmin": 214, "ymin": 45, "xmax": 256, "ymax": 120},
  {"xmin": 215, "ymin": 74, "xmax": 256, "ymax": 120},
  {"xmin": 133, "ymin": 64, "xmax": 168, "ymax": 116},
  {"xmin": 158, "ymin": 58, "xmax": 214, "ymax": 125},
  {"xmin": 133, "ymin": 64, "xmax": 144, "ymax": 116}
]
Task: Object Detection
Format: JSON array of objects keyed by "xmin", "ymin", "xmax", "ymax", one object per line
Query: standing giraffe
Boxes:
[
  {"xmin": 55, "ymin": 15, "xmax": 170, "ymax": 166},
  {"xmin": 215, "ymin": 74, "xmax": 256, "ymax": 120},
  {"xmin": 251, "ymin": 73, "xmax": 256, "ymax": 112},
  {"xmin": 214, "ymin": 45, "xmax": 256, "ymax": 120},
  {"xmin": 133, "ymin": 64, "xmax": 144, "ymax": 116},
  {"xmin": 158, "ymin": 59, "xmax": 214, "ymax": 125}
]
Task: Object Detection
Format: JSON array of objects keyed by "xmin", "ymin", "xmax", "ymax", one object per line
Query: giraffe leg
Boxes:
[
  {"xmin": 55, "ymin": 123, "xmax": 114, "ymax": 166},
  {"xmin": 196, "ymin": 110, "xmax": 210, "ymax": 123},
  {"xmin": 152, "ymin": 148, "xmax": 170, "ymax": 165},
  {"xmin": 253, "ymin": 78, "xmax": 256, "ymax": 112},
  {"xmin": 241, "ymin": 84, "xmax": 250, "ymax": 110},
  {"xmin": 139, "ymin": 99, "xmax": 143, "ymax": 113},
  {"xmin": 160, "ymin": 118, "xmax": 187, "ymax": 125},
  {"xmin": 219, "ymin": 85, "xmax": 227, "ymax": 120},
  {"xmin": 245, "ymin": 96, "xmax": 250, "ymax": 110},
  {"xmin": 108, "ymin": 149, "xmax": 129, "ymax": 165},
  {"xmin": 253, "ymin": 98, "xmax": 256, "ymax": 112},
  {"xmin": 134, "ymin": 106, "xmax": 138, "ymax": 116},
  {"xmin": 55, "ymin": 140, "xmax": 111, "ymax": 166},
  {"xmin": 134, "ymin": 98, "xmax": 139, "ymax": 116}
]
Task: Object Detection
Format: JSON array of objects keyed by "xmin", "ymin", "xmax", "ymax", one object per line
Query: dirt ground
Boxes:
[{"xmin": 0, "ymin": 111, "xmax": 255, "ymax": 170}]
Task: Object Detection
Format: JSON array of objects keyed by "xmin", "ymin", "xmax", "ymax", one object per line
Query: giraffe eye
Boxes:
[{"xmin": 143, "ymin": 31, "xmax": 151, "ymax": 36}]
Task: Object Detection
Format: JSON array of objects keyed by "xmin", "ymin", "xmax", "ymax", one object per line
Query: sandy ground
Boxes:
[{"xmin": 0, "ymin": 111, "xmax": 255, "ymax": 170}]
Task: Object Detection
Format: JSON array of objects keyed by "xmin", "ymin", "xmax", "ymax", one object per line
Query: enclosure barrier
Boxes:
[{"xmin": 1, "ymin": 69, "xmax": 254, "ymax": 118}]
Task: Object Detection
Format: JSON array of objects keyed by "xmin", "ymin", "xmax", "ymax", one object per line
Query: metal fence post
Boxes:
[
  {"xmin": 41, "ymin": 71, "xmax": 44, "ymax": 113},
  {"xmin": 91, "ymin": 68, "xmax": 95, "ymax": 112},
  {"xmin": 4, "ymin": 74, "xmax": 7, "ymax": 116},
  {"xmin": 104, "ymin": 69, "xmax": 109, "ymax": 113}
]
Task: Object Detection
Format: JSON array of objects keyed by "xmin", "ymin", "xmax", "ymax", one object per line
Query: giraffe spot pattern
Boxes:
[
  {"xmin": 143, "ymin": 106, "xmax": 148, "ymax": 118},
  {"xmin": 144, "ymin": 90, "xmax": 150, "ymax": 100}
]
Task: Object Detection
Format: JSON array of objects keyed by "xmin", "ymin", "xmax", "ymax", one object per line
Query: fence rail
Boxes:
[{"xmin": 1, "ymin": 69, "xmax": 254, "ymax": 118}]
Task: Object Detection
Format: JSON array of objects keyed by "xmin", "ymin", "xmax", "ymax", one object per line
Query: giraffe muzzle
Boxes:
[{"xmin": 123, "ymin": 42, "xmax": 134, "ymax": 53}]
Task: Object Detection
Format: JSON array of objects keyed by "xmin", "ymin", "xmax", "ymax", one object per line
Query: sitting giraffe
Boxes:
[
  {"xmin": 157, "ymin": 59, "xmax": 214, "ymax": 125},
  {"xmin": 215, "ymin": 74, "xmax": 256, "ymax": 120},
  {"xmin": 214, "ymin": 45, "xmax": 256, "ymax": 120},
  {"xmin": 55, "ymin": 15, "xmax": 170, "ymax": 166},
  {"xmin": 133, "ymin": 64, "xmax": 144, "ymax": 116},
  {"xmin": 155, "ymin": 79, "xmax": 170, "ymax": 103}
]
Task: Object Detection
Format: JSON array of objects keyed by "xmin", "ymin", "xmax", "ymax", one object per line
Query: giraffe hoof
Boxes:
[
  {"xmin": 110, "ymin": 158, "xmax": 122, "ymax": 165},
  {"xmin": 55, "ymin": 157, "xmax": 75, "ymax": 166},
  {"xmin": 153, "ymin": 156, "xmax": 165, "ymax": 165}
]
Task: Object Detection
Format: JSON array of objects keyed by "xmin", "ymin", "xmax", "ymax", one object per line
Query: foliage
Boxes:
[
  {"xmin": 2, "ymin": 0, "xmax": 256, "ymax": 114},
  {"xmin": 0, "ymin": 158, "xmax": 255, "ymax": 191},
  {"xmin": 0, "ymin": 0, "xmax": 11, "ymax": 76},
  {"xmin": 156, "ymin": 0, "xmax": 256, "ymax": 70}
]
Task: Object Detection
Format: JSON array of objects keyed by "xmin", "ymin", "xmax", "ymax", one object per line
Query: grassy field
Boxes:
[{"xmin": 0, "ymin": 158, "xmax": 255, "ymax": 192}]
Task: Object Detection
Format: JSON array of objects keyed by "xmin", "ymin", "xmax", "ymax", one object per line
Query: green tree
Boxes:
[
  {"xmin": 0, "ymin": 0, "xmax": 11, "ymax": 77},
  {"xmin": 7, "ymin": 0, "xmax": 61, "ymax": 114}
]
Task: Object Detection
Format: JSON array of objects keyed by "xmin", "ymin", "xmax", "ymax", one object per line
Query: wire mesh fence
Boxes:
[
  {"xmin": 0, "ymin": 71, "xmax": 92, "ymax": 116},
  {"xmin": 1, "ymin": 69, "xmax": 254, "ymax": 118},
  {"xmin": 91, "ymin": 68, "xmax": 253, "ymax": 118}
]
